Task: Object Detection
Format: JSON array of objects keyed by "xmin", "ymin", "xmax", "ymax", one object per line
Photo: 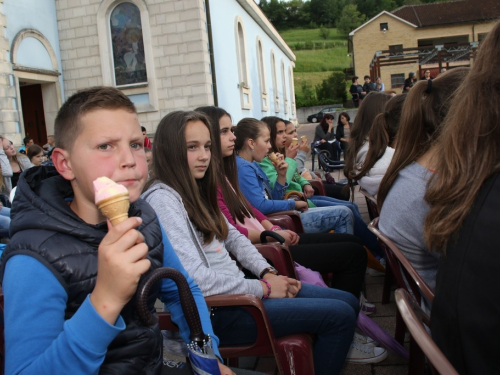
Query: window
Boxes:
[
  {"xmin": 389, "ymin": 44, "xmax": 403, "ymax": 57},
  {"xmin": 110, "ymin": 2, "xmax": 147, "ymax": 86},
  {"xmin": 380, "ymin": 23, "xmax": 388, "ymax": 31},
  {"xmin": 270, "ymin": 51, "xmax": 279, "ymax": 113},
  {"xmin": 391, "ymin": 73, "xmax": 405, "ymax": 88},
  {"xmin": 97, "ymin": 0, "xmax": 158, "ymax": 112},
  {"xmin": 281, "ymin": 60, "xmax": 288, "ymax": 114},
  {"xmin": 256, "ymin": 38, "xmax": 268, "ymax": 111},
  {"xmin": 288, "ymin": 66, "xmax": 295, "ymax": 116},
  {"xmin": 234, "ymin": 17, "xmax": 251, "ymax": 109}
]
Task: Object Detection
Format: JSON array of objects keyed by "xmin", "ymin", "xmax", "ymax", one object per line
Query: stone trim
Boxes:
[
  {"xmin": 255, "ymin": 35, "xmax": 268, "ymax": 112},
  {"xmin": 10, "ymin": 28, "xmax": 60, "ymax": 72},
  {"xmin": 12, "ymin": 64, "xmax": 60, "ymax": 76},
  {"xmin": 234, "ymin": 15, "xmax": 252, "ymax": 110}
]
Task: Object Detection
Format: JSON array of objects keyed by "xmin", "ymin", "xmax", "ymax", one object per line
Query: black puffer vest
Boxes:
[{"xmin": 0, "ymin": 167, "xmax": 164, "ymax": 374}]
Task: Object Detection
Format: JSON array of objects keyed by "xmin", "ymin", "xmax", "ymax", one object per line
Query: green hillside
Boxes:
[{"xmin": 280, "ymin": 28, "xmax": 351, "ymax": 106}]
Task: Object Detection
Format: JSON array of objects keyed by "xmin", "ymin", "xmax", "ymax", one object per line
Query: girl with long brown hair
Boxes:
[
  {"xmin": 344, "ymin": 92, "xmax": 392, "ymax": 192},
  {"xmin": 427, "ymin": 20, "xmax": 500, "ymax": 374},
  {"xmin": 376, "ymin": 67, "xmax": 469, "ymax": 293},
  {"xmin": 142, "ymin": 110, "xmax": 362, "ymax": 375},
  {"xmin": 352, "ymin": 94, "xmax": 406, "ymax": 196},
  {"xmin": 313, "ymin": 113, "xmax": 340, "ymax": 160}
]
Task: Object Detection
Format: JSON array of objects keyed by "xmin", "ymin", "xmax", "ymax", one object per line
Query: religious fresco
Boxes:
[{"xmin": 110, "ymin": 2, "xmax": 147, "ymax": 86}]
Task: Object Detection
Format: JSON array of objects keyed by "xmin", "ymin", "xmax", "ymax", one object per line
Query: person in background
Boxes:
[
  {"xmin": 2, "ymin": 137, "xmax": 33, "ymax": 193},
  {"xmin": 18, "ymin": 136, "xmax": 34, "ymax": 155},
  {"xmin": 141, "ymin": 126, "xmax": 152, "ymax": 149},
  {"xmin": 403, "ymin": 72, "xmax": 416, "ymax": 93},
  {"xmin": 375, "ymin": 77, "xmax": 385, "ymax": 92},
  {"xmin": 336, "ymin": 112, "xmax": 351, "ymax": 155},
  {"xmin": 350, "ymin": 76, "xmax": 365, "ymax": 108},
  {"xmin": 314, "ymin": 114, "xmax": 340, "ymax": 161},
  {"xmin": 43, "ymin": 135, "xmax": 55, "ymax": 152},
  {"xmin": 27, "ymin": 144, "xmax": 44, "ymax": 166},
  {"xmin": 363, "ymin": 76, "xmax": 376, "ymax": 94},
  {"xmin": 421, "ymin": 69, "xmax": 433, "ymax": 81},
  {"xmin": 144, "ymin": 147, "xmax": 152, "ymax": 168}
]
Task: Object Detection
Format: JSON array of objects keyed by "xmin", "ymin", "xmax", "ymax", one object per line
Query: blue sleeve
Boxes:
[
  {"xmin": 237, "ymin": 162, "xmax": 294, "ymax": 214},
  {"xmin": 158, "ymin": 224, "xmax": 221, "ymax": 360},
  {"xmin": 3, "ymin": 255, "xmax": 125, "ymax": 375}
]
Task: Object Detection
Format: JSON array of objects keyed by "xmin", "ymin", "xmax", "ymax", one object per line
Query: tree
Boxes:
[
  {"xmin": 315, "ymin": 72, "xmax": 347, "ymax": 103},
  {"xmin": 319, "ymin": 25, "xmax": 331, "ymax": 39},
  {"xmin": 337, "ymin": 4, "xmax": 366, "ymax": 36}
]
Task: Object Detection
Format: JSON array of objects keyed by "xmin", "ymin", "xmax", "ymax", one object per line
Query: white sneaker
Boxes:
[
  {"xmin": 345, "ymin": 340, "xmax": 388, "ymax": 364},
  {"xmin": 353, "ymin": 332, "xmax": 377, "ymax": 347},
  {"xmin": 360, "ymin": 293, "xmax": 376, "ymax": 315}
]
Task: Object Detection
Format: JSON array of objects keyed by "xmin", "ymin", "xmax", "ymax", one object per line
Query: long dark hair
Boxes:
[
  {"xmin": 196, "ymin": 106, "xmax": 256, "ymax": 223},
  {"xmin": 318, "ymin": 113, "xmax": 334, "ymax": 134},
  {"xmin": 261, "ymin": 116, "xmax": 286, "ymax": 153},
  {"xmin": 344, "ymin": 92, "xmax": 392, "ymax": 194},
  {"xmin": 353, "ymin": 94, "xmax": 406, "ymax": 182},
  {"xmin": 377, "ymin": 67, "xmax": 470, "ymax": 210},
  {"xmin": 144, "ymin": 110, "xmax": 228, "ymax": 242},
  {"xmin": 424, "ymin": 21, "xmax": 500, "ymax": 253}
]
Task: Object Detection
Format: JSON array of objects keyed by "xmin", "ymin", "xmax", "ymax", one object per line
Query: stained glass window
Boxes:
[{"xmin": 110, "ymin": 2, "xmax": 147, "ymax": 86}]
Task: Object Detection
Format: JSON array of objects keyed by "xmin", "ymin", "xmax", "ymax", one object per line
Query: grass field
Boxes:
[{"xmin": 280, "ymin": 28, "xmax": 351, "ymax": 106}]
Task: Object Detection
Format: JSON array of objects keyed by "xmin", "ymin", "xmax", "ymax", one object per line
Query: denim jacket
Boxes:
[{"xmin": 236, "ymin": 156, "xmax": 294, "ymax": 214}]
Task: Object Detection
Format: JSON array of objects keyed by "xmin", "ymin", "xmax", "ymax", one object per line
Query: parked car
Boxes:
[{"xmin": 307, "ymin": 107, "xmax": 337, "ymax": 123}]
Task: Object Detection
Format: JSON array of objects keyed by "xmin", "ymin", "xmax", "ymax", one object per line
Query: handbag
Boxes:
[{"xmin": 136, "ymin": 268, "xmax": 221, "ymax": 375}]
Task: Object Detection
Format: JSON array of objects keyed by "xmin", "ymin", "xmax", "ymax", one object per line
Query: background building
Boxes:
[
  {"xmin": 0, "ymin": 0, "xmax": 297, "ymax": 145},
  {"xmin": 349, "ymin": 0, "xmax": 499, "ymax": 91}
]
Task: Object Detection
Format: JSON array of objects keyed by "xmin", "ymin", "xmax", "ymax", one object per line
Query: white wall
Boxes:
[{"xmin": 209, "ymin": 0, "xmax": 295, "ymax": 123}]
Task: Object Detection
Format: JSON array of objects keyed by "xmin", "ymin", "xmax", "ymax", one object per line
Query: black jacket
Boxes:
[
  {"xmin": 1, "ymin": 166, "xmax": 165, "ymax": 374},
  {"xmin": 431, "ymin": 171, "xmax": 500, "ymax": 374}
]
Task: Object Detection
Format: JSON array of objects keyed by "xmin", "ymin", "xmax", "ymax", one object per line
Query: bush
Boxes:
[
  {"xmin": 308, "ymin": 21, "xmax": 318, "ymax": 29},
  {"xmin": 300, "ymin": 80, "xmax": 316, "ymax": 101},
  {"xmin": 326, "ymin": 42, "xmax": 336, "ymax": 49},
  {"xmin": 319, "ymin": 25, "xmax": 331, "ymax": 40},
  {"xmin": 294, "ymin": 42, "xmax": 304, "ymax": 51},
  {"xmin": 315, "ymin": 72, "xmax": 348, "ymax": 103},
  {"xmin": 314, "ymin": 42, "xmax": 325, "ymax": 50},
  {"xmin": 296, "ymin": 97, "xmax": 343, "ymax": 108},
  {"xmin": 304, "ymin": 41, "xmax": 314, "ymax": 50}
]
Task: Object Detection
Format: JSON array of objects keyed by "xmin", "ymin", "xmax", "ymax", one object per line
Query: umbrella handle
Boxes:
[{"xmin": 136, "ymin": 267, "xmax": 207, "ymax": 345}]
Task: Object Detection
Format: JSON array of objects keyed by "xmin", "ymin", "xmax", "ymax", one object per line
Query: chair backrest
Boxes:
[
  {"xmin": 395, "ymin": 289, "xmax": 458, "ymax": 375},
  {"xmin": 267, "ymin": 212, "xmax": 304, "ymax": 233},
  {"xmin": 368, "ymin": 218, "xmax": 434, "ymax": 304},
  {"xmin": 317, "ymin": 150, "xmax": 345, "ymax": 172},
  {"xmin": 359, "ymin": 187, "xmax": 379, "ymax": 220}
]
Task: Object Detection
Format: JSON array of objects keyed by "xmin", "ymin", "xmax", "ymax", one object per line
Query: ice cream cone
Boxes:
[
  {"xmin": 301, "ymin": 135, "xmax": 307, "ymax": 143},
  {"xmin": 269, "ymin": 152, "xmax": 278, "ymax": 164},
  {"xmin": 97, "ymin": 192, "xmax": 130, "ymax": 226},
  {"xmin": 291, "ymin": 138, "xmax": 299, "ymax": 146}
]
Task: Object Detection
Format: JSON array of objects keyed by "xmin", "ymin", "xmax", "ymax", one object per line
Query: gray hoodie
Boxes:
[{"xmin": 142, "ymin": 182, "xmax": 270, "ymax": 298}]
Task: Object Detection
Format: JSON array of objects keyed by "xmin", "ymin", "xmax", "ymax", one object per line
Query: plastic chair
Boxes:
[
  {"xmin": 368, "ymin": 218, "xmax": 434, "ymax": 346},
  {"xmin": 359, "ymin": 187, "xmax": 379, "ymax": 220},
  {"xmin": 267, "ymin": 211, "xmax": 305, "ymax": 233},
  {"xmin": 307, "ymin": 180, "xmax": 326, "ymax": 196},
  {"xmin": 395, "ymin": 289, "xmax": 458, "ymax": 375}
]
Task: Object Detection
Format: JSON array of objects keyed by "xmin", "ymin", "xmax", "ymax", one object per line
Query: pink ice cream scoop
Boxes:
[{"xmin": 93, "ymin": 177, "xmax": 130, "ymax": 225}]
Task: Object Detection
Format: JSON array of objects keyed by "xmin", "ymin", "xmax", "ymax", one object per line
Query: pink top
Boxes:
[{"xmin": 217, "ymin": 186, "xmax": 267, "ymax": 238}]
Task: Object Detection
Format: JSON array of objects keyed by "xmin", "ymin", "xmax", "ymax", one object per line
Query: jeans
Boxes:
[
  {"xmin": 310, "ymin": 195, "xmax": 384, "ymax": 258},
  {"xmin": 211, "ymin": 283, "xmax": 359, "ymax": 375},
  {"xmin": 300, "ymin": 206, "xmax": 353, "ymax": 234},
  {"xmin": 0, "ymin": 206, "xmax": 10, "ymax": 230}
]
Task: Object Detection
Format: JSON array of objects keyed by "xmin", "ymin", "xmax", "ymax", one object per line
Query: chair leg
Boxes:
[
  {"xmin": 395, "ymin": 308, "xmax": 406, "ymax": 345},
  {"xmin": 382, "ymin": 265, "xmax": 394, "ymax": 304},
  {"xmin": 408, "ymin": 335, "xmax": 425, "ymax": 375}
]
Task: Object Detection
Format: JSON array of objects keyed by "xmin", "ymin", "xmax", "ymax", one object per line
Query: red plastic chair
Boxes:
[
  {"xmin": 267, "ymin": 211, "xmax": 305, "ymax": 233},
  {"xmin": 359, "ymin": 187, "xmax": 379, "ymax": 220},
  {"xmin": 395, "ymin": 289, "xmax": 458, "ymax": 375}
]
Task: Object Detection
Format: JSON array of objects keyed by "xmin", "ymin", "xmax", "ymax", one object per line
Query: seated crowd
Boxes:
[{"xmin": 1, "ymin": 18, "xmax": 499, "ymax": 375}]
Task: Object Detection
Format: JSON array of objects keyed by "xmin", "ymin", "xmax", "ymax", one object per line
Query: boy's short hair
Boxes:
[
  {"xmin": 141, "ymin": 126, "xmax": 146, "ymax": 132},
  {"xmin": 55, "ymin": 86, "xmax": 136, "ymax": 151},
  {"xmin": 23, "ymin": 136, "xmax": 33, "ymax": 145},
  {"xmin": 364, "ymin": 75, "xmax": 370, "ymax": 80},
  {"xmin": 352, "ymin": 76, "xmax": 359, "ymax": 83}
]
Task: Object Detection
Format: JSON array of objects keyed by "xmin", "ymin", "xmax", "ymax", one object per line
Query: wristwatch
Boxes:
[{"xmin": 259, "ymin": 266, "xmax": 278, "ymax": 279}]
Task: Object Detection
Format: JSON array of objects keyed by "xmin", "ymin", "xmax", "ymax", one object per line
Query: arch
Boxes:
[
  {"xmin": 234, "ymin": 16, "xmax": 251, "ymax": 109},
  {"xmin": 11, "ymin": 29, "xmax": 59, "ymax": 72},
  {"xmin": 256, "ymin": 36, "xmax": 268, "ymax": 112},
  {"xmin": 270, "ymin": 50, "xmax": 279, "ymax": 113},
  {"xmin": 97, "ymin": 0, "xmax": 157, "ymax": 111}
]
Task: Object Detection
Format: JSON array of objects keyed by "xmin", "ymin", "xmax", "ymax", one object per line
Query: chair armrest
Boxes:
[
  {"xmin": 255, "ymin": 243, "xmax": 297, "ymax": 279},
  {"xmin": 308, "ymin": 179, "xmax": 326, "ymax": 196},
  {"xmin": 267, "ymin": 211, "xmax": 304, "ymax": 233}
]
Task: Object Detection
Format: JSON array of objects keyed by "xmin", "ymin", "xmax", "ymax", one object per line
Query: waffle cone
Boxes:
[{"xmin": 97, "ymin": 193, "xmax": 130, "ymax": 226}]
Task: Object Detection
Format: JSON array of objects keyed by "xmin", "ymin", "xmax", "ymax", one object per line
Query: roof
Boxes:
[
  {"xmin": 235, "ymin": 0, "xmax": 295, "ymax": 62},
  {"xmin": 392, "ymin": 0, "xmax": 500, "ymax": 28},
  {"xmin": 349, "ymin": 11, "xmax": 417, "ymax": 36}
]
